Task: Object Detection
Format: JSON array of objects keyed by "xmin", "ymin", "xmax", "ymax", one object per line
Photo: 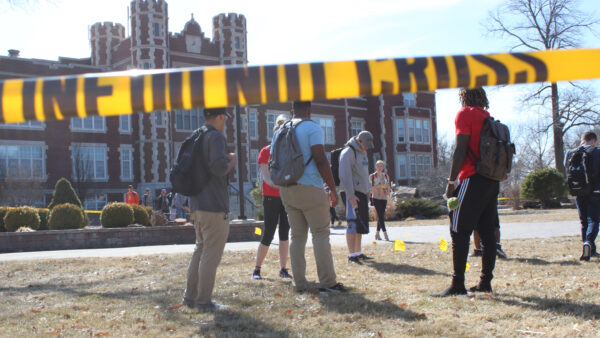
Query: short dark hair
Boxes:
[
  {"xmin": 459, "ymin": 88, "xmax": 489, "ymax": 109},
  {"xmin": 293, "ymin": 101, "xmax": 311, "ymax": 116},
  {"xmin": 583, "ymin": 131, "xmax": 597, "ymax": 142}
]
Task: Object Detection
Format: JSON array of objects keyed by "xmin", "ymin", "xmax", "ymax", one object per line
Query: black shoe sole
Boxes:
[{"xmin": 469, "ymin": 286, "xmax": 493, "ymax": 293}]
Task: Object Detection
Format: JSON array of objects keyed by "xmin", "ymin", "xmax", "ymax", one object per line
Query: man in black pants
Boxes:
[{"xmin": 434, "ymin": 88, "xmax": 499, "ymax": 297}]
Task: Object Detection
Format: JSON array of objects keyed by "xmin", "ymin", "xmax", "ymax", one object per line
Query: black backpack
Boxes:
[
  {"xmin": 469, "ymin": 117, "xmax": 516, "ymax": 181},
  {"xmin": 169, "ymin": 126, "xmax": 210, "ymax": 196},
  {"xmin": 330, "ymin": 145, "xmax": 356, "ymax": 186},
  {"xmin": 567, "ymin": 148, "xmax": 593, "ymax": 196}
]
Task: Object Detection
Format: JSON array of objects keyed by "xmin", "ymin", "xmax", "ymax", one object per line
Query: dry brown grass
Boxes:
[
  {"xmin": 385, "ymin": 207, "xmax": 579, "ymax": 227},
  {"xmin": 1, "ymin": 236, "xmax": 599, "ymax": 337}
]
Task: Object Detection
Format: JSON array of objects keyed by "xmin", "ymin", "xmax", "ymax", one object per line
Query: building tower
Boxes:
[
  {"xmin": 130, "ymin": 0, "xmax": 169, "ymax": 69},
  {"xmin": 89, "ymin": 22, "xmax": 126, "ymax": 67},
  {"xmin": 213, "ymin": 13, "xmax": 248, "ymax": 65}
]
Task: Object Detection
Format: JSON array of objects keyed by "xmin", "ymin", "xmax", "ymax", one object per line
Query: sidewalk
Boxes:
[{"xmin": 0, "ymin": 220, "xmax": 580, "ymax": 261}]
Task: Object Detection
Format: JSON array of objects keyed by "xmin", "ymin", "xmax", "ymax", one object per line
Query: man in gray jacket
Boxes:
[
  {"xmin": 183, "ymin": 108, "xmax": 237, "ymax": 310},
  {"xmin": 339, "ymin": 131, "xmax": 374, "ymax": 264}
]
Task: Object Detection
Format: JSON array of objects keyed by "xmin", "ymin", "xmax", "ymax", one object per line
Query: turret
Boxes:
[
  {"xmin": 213, "ymin": 13, "xmax": 247, "ymax": 65},
  {"xmin": 90, "ymin": 22, "xmax": 126, "ymax": 67},
  {"xmin": 130, "ymin": 0, "xmax": 169, "ymax": 69}
]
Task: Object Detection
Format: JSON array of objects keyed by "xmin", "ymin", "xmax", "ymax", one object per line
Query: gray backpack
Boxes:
[
  {"xmin": 469, "ymin": 117, "xmax": 516, "ymax": 181},
  {"xmin": 269, "ymin": 120, "xmax": 313, "ymax": 186}
]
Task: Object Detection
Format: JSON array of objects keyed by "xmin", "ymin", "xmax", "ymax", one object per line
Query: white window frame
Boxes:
[
  {"xmin": 71, "ymin": 143, "xmax": 108, "ymax": 182},
  {"xmin": 312, "ymin": 115, "xmax": 335, "ymax": 145},
  {"xmin": 350, "ymin": 118, "xmax": 365, "ymax": 137},
  {"xmin": 401, "ymin": 153, "xmax": 433, "ymax": 178},
  {"xmin": 71, "ymin": 116, "xmax": 106, "ymax": 132},
  {"xmin": 396, "ymin": 154, "xmax": 407, "ymax": 179},
  {"xmin": 119, "ymin": 114, "xmax": 132, "ymax": 134},
  {"xmin": 233, "ymin": 33, "xmax": 244, "ymax": 51},
  {"xmin": 248, "ymin": 109, "xmax": 258, "ymax": 140},
  {"xmin": 396, "ymin": 118, "xmax": 405, "ymax": 143},
  {"xmin": 266, "ymin": 110, "xmax": 289, "ymax": 140},
  {"xmin": 408, "ymin": 119, "xmax": 415, "ymax": 143},
  {"xmin": 0, "ymin": 141, "xmax": 47, "ymax": 181},
  {"xmin": 407, "ymin": 118, "xmax": 431, "ymax": 144},
  {"xmin": 0, "ymin": 121, "xmax": 45, "ymax": 130},
  {"xmin": 423, "ymin": 120, "xmax": 431, "ymax": 144},
  {"xmin": 403, "ymin": 93, "xmax": 416, "ymax": 107},
  {"xmin": 119, "ymin": 146, "xmax": 134, "ymax": 182},
  {"xmin": 249, "ymin": 149, "xmax": 259, "ymax": 182},
  {"xmin": 175, "ymin": 108, "xmax": 203, "ymax": 131}
]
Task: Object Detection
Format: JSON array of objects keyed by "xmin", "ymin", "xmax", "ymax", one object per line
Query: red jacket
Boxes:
[{"xmin": 126, "ymin": 191, "xmax": 139, "ymax": 205}]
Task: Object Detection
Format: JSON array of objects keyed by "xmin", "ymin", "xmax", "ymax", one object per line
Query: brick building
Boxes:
[{"xmin": 0, "ymin": 0, "xmax": 437, "ymax": 214}]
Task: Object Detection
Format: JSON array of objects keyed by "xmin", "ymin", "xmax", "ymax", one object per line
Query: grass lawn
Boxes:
[{"xmin": 1, "ymin": 236, "xmax": 598, "ymax": 337}]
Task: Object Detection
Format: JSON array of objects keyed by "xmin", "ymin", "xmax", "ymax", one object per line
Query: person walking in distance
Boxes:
[
  {"xmin": 274, "ymin": 101, "xmax": 346, "ymax": 294},
  {"xmin": 142, "ymin": 188, "xmax": 153, "ymax": 208},
  {"xmin": 564, "ymin": 131, "xmax": 600, "ymax": 261},
  {"xmin": 252, "ymin": 115, "xmax": 293, "ymax": 280},
  {"xmin": 434, "ymin": 88, "xmax": 500, "ymax": 297},
  {"xmin": 370, "ymin": 160, "xmax": 391, "ymax": 241},
  {"xmin": 183, "ymin": 108, "xmax": 237, "ymax": 310},
  {"xmin": 339, "ymin": 131, "xmax": 375, "ymax": 264},
  {"xmin": 125, "ymin": 185, "xmax": 139, "ymax": 205}
]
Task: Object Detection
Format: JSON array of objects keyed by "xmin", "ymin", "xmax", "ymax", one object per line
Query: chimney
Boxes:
[{"xmin": 8, "ymin": 49, "xmax": 20, "ymax": 57}]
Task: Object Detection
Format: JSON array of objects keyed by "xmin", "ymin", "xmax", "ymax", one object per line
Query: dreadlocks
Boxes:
[{"xmin": 458, "ymin": 87, "xmax": 489, "ymax": 109}]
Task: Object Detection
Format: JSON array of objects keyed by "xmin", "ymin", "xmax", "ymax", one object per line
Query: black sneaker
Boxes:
[
  {"xmin": 279, "ymin": 268, "xmax": 292, "ymax": 279},
  {"xmin": 251, "ymin": 268, "xmax": 262, "ymax": 280},
  {"xmin": 469, "ymin": 282, "xmax": 492, "ymax": 293},
  {"xmin": 496, "ymin": 244, "xmax": 508, "ymax": 259},
  {"xmin": 357, "ymin": 254, "xmax": 374, "ymax": 260},
  {"xmin": 470, "ymin": 249, "xmax": 482, "ymax": 257},
  {"xmin": 431, "ymin": 285, "xmax": 467, "ymax": 297},
  {"xmin": 348, "ymin": 256, "xmax": 362, "ymax": 265},
  {"xmin": 319, "ymin": 283, "xmax": 348, "ymax": 294},
  {"xmin": 580, "ymin": 243, "xmax": 591, "ymax": 262}
]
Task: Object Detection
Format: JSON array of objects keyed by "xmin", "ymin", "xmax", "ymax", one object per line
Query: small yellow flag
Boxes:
[
  {"xmin": 404, "ymin": 234, "xmax": 411, "ymax": 238},
  {"xmin": 439, "ymin": 238, "xmax": 448, "ymax": 252},
  {"xmin": 465, "ymin": 263, "xmax": 471, "ymax": 272},
  {"xmin": 394, "ymin": 240, "xmax": 406, "ymax": 251},
  {"xmin": 255, "ymin": 227, "xmax": 262, "ymax": 236}
]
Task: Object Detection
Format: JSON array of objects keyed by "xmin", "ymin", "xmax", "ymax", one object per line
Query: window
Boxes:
[
  {"xmin": 248, "ymin": 110, "xmax": 258, "ymax": 140},
  {"xmin": 120, "ymin": 148, "xmax": 133, "ymax": 181},
  {"xmin": 235, "ymin": 36, "xmax": 241, "ymax": 50},
  {"xmin": 424, "ymin": 156, "xmax": 432, "ymax": 175},
  {"xmin": 72, "ymin": 146, "xmax": 107, "ymax": 181},
  {"xmin": 155, "ymin": 111, "xmax": 164, "ymax": 126},
  {"xmin": 176, "ymin": 109, "xmax": 203, "ymax": 131},
  {"xmin": 351, "ymin": 119, "xmax": 364, "ymax": 137},
  {"xmin": 0, "ymin": 121, "xmax": 44, "ymax": 129},
  {"xmin": 396, "ymin": 119, "xmax": 405, "ymax": 143},
  {"xmin": 0, "ymin": 144, "xmax": 45, "ymax": 180},
  {"xmin": 72, "ymin": 116, "xmax": 105, "ymax": 131},
  {"xmin": 143, "ymin": 62, "xmax": 150, "ymax": 69},
  {"xmin": 409, "ymin": 155, "xmax": 417, "ymax": 177},
  {"xmin": 266, "ymin": 114, "xmax": 277, "ymax": 140},
  {"xmin": 397, "ymin": 154, "xmax": 407, "ymax": 178},
  {"xmin": 249, "ymin": 149, "xmax": 258, "ymax": 182},
  {"xmin": 415, "ymin": 120, "xmax": 423, "ymax": 143},
  {"xmin": 423, "ymin": 120, "xmax": 430, "ymax": 144},
  {"xmin": 119, "ymin": 115, "xmax": 131, "ymax": 133},
  {"xmin": 403, "ymin": 93, "xmax": 416, "ymax": 107},
  {"xmin": 153, "ymin": 23, "xmax": 160, "ymax": 37},
  {"xmin": 408, "ymin": 119, "xmax": 415, "ymax": 142},
  {"xmin": 313, "ymin": 116, "xmax": 335, "ymax": 144},
  {"xmin": 84, "ymin": 193, "xmax": 107, "ymax": 211}
]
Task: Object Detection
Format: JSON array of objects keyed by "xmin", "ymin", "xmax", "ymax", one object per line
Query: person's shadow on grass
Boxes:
[
  {"xmin": 492, "ymin": 293, "xmax": 600, "ymax": 320},
  {"xmin": 510, "ymin": 257, "xmax": 581, "ymax": 266},
  {"xmin": 364, "ymin": 261, "xmax": 450, "ymax": 277}
]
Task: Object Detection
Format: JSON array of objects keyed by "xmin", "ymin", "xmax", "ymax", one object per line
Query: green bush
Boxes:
[
  {"xmin": 48, "ymin": 203, "xmax": 85, "ymax": 230},
  {"xmin": 0, "ymin": 206, "xmax": 8, "ymax": 232},
  {"xmin": 48, "ymin": 178, "xmax": 82, "ymax": 210},
  {"xmin": 101, "ymin": 202, "xmax": 134, "ymax": 228},
  {"xmin": 144, "ymin": 206, "xmax": 153, "ymax": 222},
  {"xmin": 395, "ymin": 198, "xmax": 445, "ymax": 220},
  {"xmin": 4, "ymin": 206, "xmax": 41, "ymax": 232},
  {"xmin": 131, "ymin": 204, "xmax": 151, "ymax": 226},
  {"xmin": 38, "ymin": 209, "xmax": 49, "ymax": 230},
  {"xmin": 520, "ymin": 168, "xmax": 567, "ymax": 208},
  {"xmin": 250, "ymin": 181, "xmax": 264, "ymax": 220}
]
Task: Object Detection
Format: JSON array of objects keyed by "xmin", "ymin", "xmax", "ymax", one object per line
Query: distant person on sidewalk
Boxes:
[
  {"xmin": 156, "ymin": 189, "xmax": 171, "ymax": 216},
  {"xmin": 370, "ymin": 160, "xmax": 391, "ymax": 241},
  {"xmin": 174, "ymin": 193, "xmax": 190, "ymax": 221},
  {"xmin": 252, "ymin": 115, "xmax": 292, "ymax": 281},
  {"xmin": 142, "ymin": 188, "xmax": 153, "ymax": 208},
  {"xmin": 434, "ymin": 88, "xmax": 500, "ymax": 297},
  {"xmin": 339, "ymin": 131, "xmax": 374, "ymax": 264},
  {"xmin": 564, "ymin": 131, "xmax": 600, "ymax": 261},
  {"xmin": 125, "ymin": 185, "xmax": 139, "ymax": 205},
  {"xmin": 273, "ymin": 101, "xmax": 346, "ymax": 294},
  {"xmin": 183, "ymin": 108, "xmax": 237, "ymax": 310}
]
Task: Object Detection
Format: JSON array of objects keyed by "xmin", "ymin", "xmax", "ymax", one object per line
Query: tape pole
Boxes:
[{"xmin": 1, "ymin": 48, "xmax": 600, "ymax": 123}]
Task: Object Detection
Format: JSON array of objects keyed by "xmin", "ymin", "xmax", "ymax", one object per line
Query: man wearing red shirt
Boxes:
[
  {"xmin": 125, "ymin": 185, "xmax": 139, "ymax": 205},
  {"xmin": 434, "ymin": 88, "xmax": 500, "ymax": 297}
]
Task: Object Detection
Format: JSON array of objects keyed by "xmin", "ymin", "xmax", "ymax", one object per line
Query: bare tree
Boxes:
[
  {"xmin": 487, "ymin": 0, "xmax": 599, "ymax": 175},
  {"xmin": 71, "ymin": 148, "xmax": 94, "ymax": 202},
  {"xmin": 417, "ymin": 136, "xmax": 453, "ymax": 197}
]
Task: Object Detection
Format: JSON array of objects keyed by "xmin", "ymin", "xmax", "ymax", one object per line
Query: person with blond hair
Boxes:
[
  {"xmin": 252, "ymin": 114, "xmax": 293, "ymax": 280},
  {"xmin": 370, "ymin": 160, "xmax": 391, "ymax": 241}
]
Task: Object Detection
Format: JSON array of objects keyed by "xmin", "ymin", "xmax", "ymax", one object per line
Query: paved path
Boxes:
[{"xmin": 0, "ymin": 220, "xmax": 580, "ymax": 262}]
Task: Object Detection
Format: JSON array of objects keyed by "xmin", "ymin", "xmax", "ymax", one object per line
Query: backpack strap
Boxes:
[{"xmin": 287, "ymin": 119, "xmax": 314, "ymax": 167}]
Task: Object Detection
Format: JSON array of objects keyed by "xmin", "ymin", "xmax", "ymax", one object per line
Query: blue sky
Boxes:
[{"xmin": 1, "ymin": 0, "xmax": 598, "ymax": 140}]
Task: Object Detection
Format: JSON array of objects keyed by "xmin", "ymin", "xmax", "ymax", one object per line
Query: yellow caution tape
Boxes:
[
  {"xmin": 1, "ymin": 48, "xmax": 600, "ymax": 123},
  {"xmin": 3, "ymin": 206, "xmax": 103, "ymax": 214}
]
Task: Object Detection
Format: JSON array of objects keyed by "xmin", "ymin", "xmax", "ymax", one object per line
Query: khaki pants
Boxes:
[
  {"xmin": 183, "ymin": 210, "xmax": 230, "ymax": 306},
  {"xmin": 279, "ymin": 184, "xmax": 337, "ymax": 290}
]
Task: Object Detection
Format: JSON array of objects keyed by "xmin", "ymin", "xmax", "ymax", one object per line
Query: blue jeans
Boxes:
[{"xmin": 576, "ymin": 193, "xmax": 600, "ymax": 253}]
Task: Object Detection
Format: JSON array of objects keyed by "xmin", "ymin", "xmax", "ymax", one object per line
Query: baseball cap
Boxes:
[
  {"xmin": 161, "ymin": 188, "xmax": 167, "ymax": 193},
  {"xmin": 204, "ymin": 108, "xmax": 231, "ymax": 118},
  {"xmin": 128, "ymin": 185, "xmax": 133, "ymax": 189},
  {"xmin": 357, "ymin": 131, "xmax": 374, "ymax": 149}
]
